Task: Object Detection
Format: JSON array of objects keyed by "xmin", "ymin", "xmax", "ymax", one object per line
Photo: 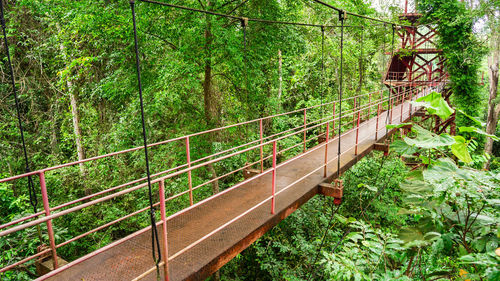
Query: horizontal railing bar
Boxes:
[
  {"xmin": 0, "ymin": 88, "xmax": 410, "ymax": 236},
  {"xmin": 0, "ymin": 88, "xmax": 389, "ymax": 184},
  {"xmin": 2, "ymin": 85, "xmax": 432, "ymax": 276}
]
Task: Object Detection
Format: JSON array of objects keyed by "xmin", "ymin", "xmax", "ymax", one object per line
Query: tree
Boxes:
[{"xmin": 480, "ymin": 0, "xmax": 500, "ymax": 169}]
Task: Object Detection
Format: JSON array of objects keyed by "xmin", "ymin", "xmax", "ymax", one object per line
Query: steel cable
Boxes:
[
  {"xmin": 129, "ymin": 1, "xmax": 162, "ymax": 279},
  {"xmin": 0, "ymin": 1, "xmax": 38, "ymax": 214}
]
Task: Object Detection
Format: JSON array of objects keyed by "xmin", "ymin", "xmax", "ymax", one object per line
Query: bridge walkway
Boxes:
[{"xmin": 45, "ymin": 99, "xmax": 414, "ymax": 281}]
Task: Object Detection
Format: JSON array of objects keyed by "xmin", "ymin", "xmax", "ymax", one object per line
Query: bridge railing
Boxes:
[
  {"xmin": 0, "ymin": 84, "xmax": 433, "ymax": 280},
  {"xmin": 386, "ymin": 71, "xmax": 449, "ymax": 85}
]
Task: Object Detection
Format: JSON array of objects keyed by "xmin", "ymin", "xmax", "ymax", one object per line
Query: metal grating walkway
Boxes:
[{"xmin": 45, "ymin": 101, "xmax": 414, "ymax": 281}]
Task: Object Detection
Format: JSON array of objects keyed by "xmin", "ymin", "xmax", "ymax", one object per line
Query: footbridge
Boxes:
[{"xmin": 0, "ymin": 0, "xmax": 449, "ymax": 280}]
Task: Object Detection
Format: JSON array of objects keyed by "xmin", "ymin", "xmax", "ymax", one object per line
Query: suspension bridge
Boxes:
[{"xmin": 0, "ymin": 1, "xmax": 450, "ymax": 280}]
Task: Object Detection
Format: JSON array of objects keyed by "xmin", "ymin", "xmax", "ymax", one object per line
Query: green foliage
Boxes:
[
  {"xmin": 418, "ymin": 0, "xmax": 487, "ymax": 127},
  {"xmin": 414, "ymin": 91, "xmax": 455, "ymax": 120}
]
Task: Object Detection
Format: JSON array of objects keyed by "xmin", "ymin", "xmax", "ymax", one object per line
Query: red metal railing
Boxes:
[{"xmin": 0, "ymin": 83, "xmax": 437, "ymax": 280}]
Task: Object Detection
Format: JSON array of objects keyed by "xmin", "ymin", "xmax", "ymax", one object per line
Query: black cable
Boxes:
[
  {"xmin": 385, "ymin": 24, "xmax": 396, "ymax": 135},
  {"xmin": 336, "ymin": 12, "xmax": 345, "ymax": 179},
  {"xmin": 138, "ymin": 0, "xmax": 362, "ymax": 29},
  {"xmin": 129, "ymin": 1, "xmax": 162, "ymax": 278},
  {"xmin": 0, "ymin": 1, "xmax": 38, "ymax": 213},
  {"xmin": 306, "ymin": 200, "xmax": 341, "ymax": 281},
  {"xmin": 312, "ymin": 0, "xmax": 412, "ymax": 28},
  {"xmin": 320, "ymin": 26, "xmax": 325, "ymax": 128}
]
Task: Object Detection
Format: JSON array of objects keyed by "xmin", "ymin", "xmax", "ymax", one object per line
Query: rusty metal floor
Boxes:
[{"xmin": 44, "ymin": 101, "xmax": 413, "ymax": 281}]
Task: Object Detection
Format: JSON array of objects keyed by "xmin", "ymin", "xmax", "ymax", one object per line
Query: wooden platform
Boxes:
[{"xmin": 43, "ymin": 101, "xmax": 414, "ymax": 281}]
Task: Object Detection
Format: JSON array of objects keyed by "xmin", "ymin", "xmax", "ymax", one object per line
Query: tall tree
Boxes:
[{"xmin": 481, "ymin": 0, "xmax": 500, "ymax": 169}]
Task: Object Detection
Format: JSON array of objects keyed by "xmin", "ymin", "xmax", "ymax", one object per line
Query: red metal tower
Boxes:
[
  {"xmin": 384, "ymin": 0, "xmax": 448, "ymax": 90},
  {"xmin": 384, "ymin": 0, "xmax": 454, "ymax": 134}
]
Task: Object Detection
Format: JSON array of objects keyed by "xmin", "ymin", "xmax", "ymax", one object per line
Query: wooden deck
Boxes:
[{"xmin": 44, "ymin": 100, "xmax": 414, "ymax": 281}]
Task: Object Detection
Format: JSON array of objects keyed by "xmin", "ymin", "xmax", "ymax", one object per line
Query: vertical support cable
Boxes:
[
  {"xmin": 337, "ymin": 11, "xmax": 345, "ymax": 179},
  {"xmin": 320, "ymin": 25, "xmax": 325, "ymax": 127},
  {"xmin": 0, "ymin": 0, "xmax": 38, "ymax": 214},
  {"xmin": 129, "ymin": 1, "xmax": 162, "ymax": 278},
  {"xmin": 241, "ymin": 18, "xmax": 249, "ymax": 150},
  {"xmin": 385, "ymin": 24, "xmax": 395, "ymax": 135}
]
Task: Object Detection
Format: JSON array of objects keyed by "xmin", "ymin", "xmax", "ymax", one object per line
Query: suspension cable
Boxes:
[
  {"xmin": 129, "ymin": 1, "xmax": 162, "ymax": 279},
  {"xmin": 385, "ymin": 24, "xmax": 396, "ymax": 135},
  {"xmin": 312, "ymin": 0, "xmax": 412, "ymax": 28},
  {"xmin": 138, "ymin": 0, "xmax": 363, "ymax": 29},
  {"xmin": 337, "ymin": 11, "xmax": 345, "ymax": 179},
  {"xmin": 320, "ymin": 25, "xmax": 325, "ymax": 125},
  {"xmin": 242, "ymin": 18, "xmax": 249, "ymax": 145},
  {"xmin": 0, "ymin": 1, "xmax": 38, "ymax": 214}
]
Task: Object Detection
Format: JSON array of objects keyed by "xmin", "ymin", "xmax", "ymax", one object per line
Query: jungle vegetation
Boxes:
[{"xmin": 0, "ymin": 0, "xmax": 498, "ymax": 280}]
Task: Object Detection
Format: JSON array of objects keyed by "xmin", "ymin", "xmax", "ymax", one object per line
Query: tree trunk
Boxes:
[
  {"xmin": 68, "ymin": 86, "xmax": 87, "ymax": 178},
  {"xmin": 203, "ymin": 1, "xmax": 217, "ymax": 129},
  {"xmin": 57, "ymin": 26, "xmax": 88, "ymax": 189},
  {"xmin": 484, "ymin": 12, "xmax": 499, "ymax": 170},
  {"xmin": 202, "ymin": 2, "xmax": 221, "ymax": 280}
]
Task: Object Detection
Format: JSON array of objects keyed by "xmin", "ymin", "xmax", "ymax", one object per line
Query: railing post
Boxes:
[
  {"xmin": 352, "ymin": 97, "xmax": 357, "ymax": 128},
  {"xmin": 39, "ymin": 172, "xmax": 58, "ymax": 269},
  {"xmin": 409, "ymin": 89, "xmax": 413, "ymax": 117},
  {"xmin": 259, "ymin": 119, "xmax": 264, "ymax": 173},
  {"xmin": 185, "ymin": 137, "xmax": 193, "ymax": 206},
  {"xmin": 401, "ymin": 89, "xmax": 405, "ymax": 123},
  {"xmin": 355, "ymin": 111, "xmax": 360, "ymax": 155},
  {"xmin": 368, "ymin": 93, "xmax": 372, "ymax": 118},
  {"xmin": 271, "ymin": 140, "xmax": 277, "ymax": 214},
  {"xmin": 376, "ymin": 103, "xmax": 381, "ymax": 140},
  {"xmin": 303, "ymin": 108, "xmax": 307, "ymax": 153},
  {"xmin": 332, "ymin": 102, "xmax": 336, "ymax": 138},
  {"xmin": 159, "ymin": 180, "xmax": 170, "ymax": 281},
  {"xmin": 379, "ymin": 90, "xmax": 383, "ymax": 111},
  {"xmin": 324, "ymin": 121, "xmax": 330, "ymax": 177},
  {"xmin": 390, "ymin": 95, "xmax": 394, "ymax": 124}
]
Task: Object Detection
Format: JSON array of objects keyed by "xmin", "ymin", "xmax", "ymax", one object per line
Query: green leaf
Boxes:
[
  {"xmin": 451, "ymin": 136, "xmax": 472, "ymax": 164},
  {"xmin": 386, "ymin": 123, "xmax": 412, "ymax": 130},
  {"xmin": 457, "ymin": 109, "xmax": 486, "ymax": 127},
  {"xmin": 423, "ymin": 158, "xmax": 458, "ymax": 182},
  {"xmin": 459, "ymin": 127, "xmax": 500, "ymax": 141},
  {"xmin": 359, "ymin": 183, "xmax": 377, "ymax": 192},
  {"xmin": 404, "ymin": 125, "xmax": 456, "ymax": 149},
  {"xmin": 400, "ymin": 179, "xmax": 433, "ymax": 194},
  {"xmin": 416, "ymin": 91, "xmax": 455, "ymax": 120},
  {"xmin": 391, "ymin": 140, "xmax": 419, "ymax": 155}
]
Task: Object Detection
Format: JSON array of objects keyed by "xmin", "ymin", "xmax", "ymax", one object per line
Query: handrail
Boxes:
[{"xmin": 0, "ymin": 84, "xmax": 439, "ymax": 279}]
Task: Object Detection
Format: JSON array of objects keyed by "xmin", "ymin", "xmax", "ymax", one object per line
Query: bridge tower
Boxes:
[
  {"xmin": 384, "ymin": 0, "xmax": 454, "ymax": 134},
  {"xmin": 384, "ymin": 0, "xmax": 447, "ymax": 89}
]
